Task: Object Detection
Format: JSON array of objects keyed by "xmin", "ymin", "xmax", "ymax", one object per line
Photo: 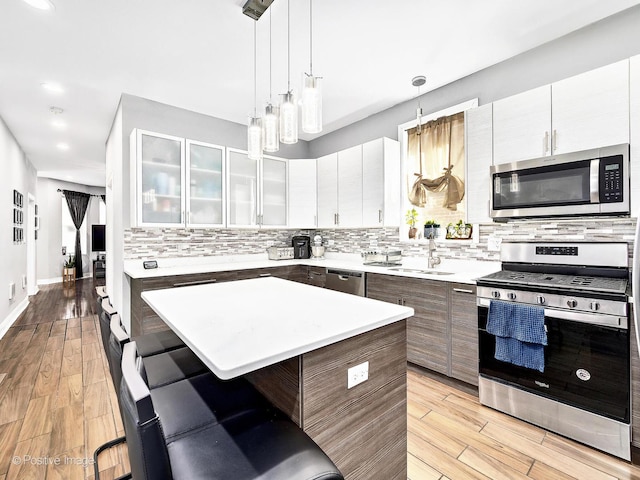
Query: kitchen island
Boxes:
[{"xmin": 142, "ymin": 277, "xmax": 414, "ymax": 480}]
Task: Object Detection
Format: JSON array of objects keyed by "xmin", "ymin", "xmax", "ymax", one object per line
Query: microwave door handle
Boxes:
[{"xmin": 590, "ymin": 159, "xmax": 600, "ymax": 203}]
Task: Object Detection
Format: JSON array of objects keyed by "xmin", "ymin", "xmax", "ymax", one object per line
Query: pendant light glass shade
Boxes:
[
  {"xmin": 301, "ymin": 75, "xmax": 322, "ymax": 134},
  {"xmin": 247, "ymin": 116, "xmax": 263, "ymax": 160},
  {"xmin": 263, "ymin": 103, "xmax": 279, "ymax": 152},
  {"xmin": 279, "ymin": 91, "xmax": 298, "ymax": 144}
]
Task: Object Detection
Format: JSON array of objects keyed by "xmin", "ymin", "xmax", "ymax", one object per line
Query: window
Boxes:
[
  {"xmin": 398, "ymin": 99, "xmax": 477, "ymax": 241},
  {"xmin": 61, "ymin": 198, "xmax": 86, "ymax": 256}
]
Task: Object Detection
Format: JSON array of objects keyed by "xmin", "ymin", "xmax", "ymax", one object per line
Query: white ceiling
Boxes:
[{"xmin": 1, "ymin": 0, "xmax": 639, "ymax": 187}]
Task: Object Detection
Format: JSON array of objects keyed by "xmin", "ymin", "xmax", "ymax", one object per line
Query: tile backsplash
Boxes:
[{"xmin": 124, "ymin": 217, "xmax": 636, "ymax": 263}]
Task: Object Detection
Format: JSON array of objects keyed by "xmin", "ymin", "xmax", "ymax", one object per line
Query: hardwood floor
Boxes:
[
  {"xmin": 2, "ymin": 279, "xmax": 640, "ymax": 479},
  {"xmin": 0, "ymin": 279, "xmax": 128, "ymax": 480},
  {"xmin": 407, "ymin": 369, "xmax": 640, "ymax": 480}
]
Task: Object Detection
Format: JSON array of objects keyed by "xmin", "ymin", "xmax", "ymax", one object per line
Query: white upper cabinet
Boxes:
[
  {"xmin": 131, "ymin": 129, "xmax": 186, "ymax": 227},
  {"xmin": 630, "ymin": 55, "xmax": 640, "ymax": 217},
  {"xmin": 362, "ymin": 138, "xmax": 400, "ymax": 227},
  {"xmin": 317, "ymin": 138, "xmax": 400, "ymax": 228},
  {"xmin": 493, "ymin": 86, "xmax": 551, "ymax": 165},
  {"xmin": 551, "ymin": 59, "xmax": 629, "ymax": 154},
  {"xmin": 337, "ymin": 145, "xmax": 363, "ymax": 227},
  {"xmin": 261, "ymin": 157, "xmax": 287, "ymax": 227},
  {"xmin": 226, "ymin": 149, "xmax": 287, "ymax": 228},
  {"xmin": 288, "ymin": 158, "xmax": 317, "ymax": 228},
  {"xmin": 493, "ymin": 60, "xmax": 630, "ymax": 165},
  {"xmin": 186, "ymin": 140, "xmax": 225, "ymax": 227},
  {"xmin": 317, "ymin": 153, "xmax": 338, "ymax": 228},
  {"xmin": 227, "ymin": 149, "xmax": 258, "ymax": 227},
  {"xmin": 465, "ymin": 104, "xmax": 493, "ymax": 224}
]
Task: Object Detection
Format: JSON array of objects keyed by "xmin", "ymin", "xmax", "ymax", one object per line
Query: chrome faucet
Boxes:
[{"xmin": 428, "ymin": 238, "xmax": 441, "ymax": 269}]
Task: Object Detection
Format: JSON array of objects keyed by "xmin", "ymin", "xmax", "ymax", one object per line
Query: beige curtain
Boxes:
[{"xmin": 407, "ymin": 112, "xmax": 465, "ymax": 210}]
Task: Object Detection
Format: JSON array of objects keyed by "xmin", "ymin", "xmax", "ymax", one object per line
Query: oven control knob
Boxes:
[
  {"xmin": 507, "ymin": 292, "xmax": 517, "ymax": 300},
  {"xmin": 590, "ymin": 301, "xmax": 600, "ymax": 311},
  {"xmin": 536, "ymin": 295, "xmax": 546, "ymax": 305},
  {"xmin": 567, "ymin": 299, "xmax": 578, "ymax": 308},
  {"xmin": 491, "ymin": 291, "xmax": 501, "ymax": 299}
]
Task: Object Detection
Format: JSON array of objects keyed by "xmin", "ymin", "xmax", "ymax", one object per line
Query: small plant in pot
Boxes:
[
  {"xmin": 405, "ymin": 208, "xmax": 419, "ymax": 239},
  {"xmin": 424, "ymin": 220, "xmax": 440, "ymax": 239},
  {"xmin": 64, "ymin": 254, "xmax": 75, "ymax": 269}
]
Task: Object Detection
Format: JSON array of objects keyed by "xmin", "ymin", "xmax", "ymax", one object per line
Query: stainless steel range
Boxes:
[{"xmin": 477, "ymin": 242, "xmax": 630, "ymax": 460}]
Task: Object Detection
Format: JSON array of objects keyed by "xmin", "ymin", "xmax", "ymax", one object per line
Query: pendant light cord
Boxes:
[
  {"xmin": 269, "ymin": 10, "xmax": 272, "ymax": 102},
  {"xmin": 253, "ymin": 21, "xmax": 257, "ymax": 116},
  {"xmin": 287, "ymin": 0, "xmax": 291, "ymax": 92},
  {"xmin": 309, "ymin": 0, "xmax": 313, "ymax": 76}
]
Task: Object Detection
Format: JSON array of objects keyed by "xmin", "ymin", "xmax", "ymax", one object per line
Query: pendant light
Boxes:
[
  {"xmin": 301, "ymin": 0, "xmax": 322, "ymax": 134},
  {"xmin": 263, "ymin": 10, "xmax": 279, "ymax": 153},
  {"xmin": 412, "ymin": 75, "xmax": 426, "ymax": 133},
  {"xmin": 279, "ymin": 0, "xmax": 298, "ymax": 144},
  {"xmin": 248, "ymin": 21, "xmax": 263, "ymax": 160}
]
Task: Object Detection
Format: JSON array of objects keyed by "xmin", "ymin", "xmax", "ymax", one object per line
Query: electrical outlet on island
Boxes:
[{"xmin": 347, "ymin": 361, "xmax": 369, "ymax": 389}]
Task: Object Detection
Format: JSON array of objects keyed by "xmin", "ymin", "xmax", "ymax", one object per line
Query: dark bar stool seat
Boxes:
[{"xmin": 120, "ymin": 341, "xmax": 344, "ymax": 480}]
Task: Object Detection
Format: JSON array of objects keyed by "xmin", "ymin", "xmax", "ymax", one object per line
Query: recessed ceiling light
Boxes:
[
  {"xmin": 21, "ymin": 0, "xmax": 55, "ymax": 11},
  {"xmin": 41, "ymin": 82, "xmax": 64, "ymax": 94},
  {"xmin": 56, "ymin": 142, "xmax": 69, "ymax": 151},
  {"xmin": 49, "ymin": 106, "xmax": 64, "ymax": 115},
  {"xmin": 51, "ymin": 119, "xmax": 66, "ymax": 128}
]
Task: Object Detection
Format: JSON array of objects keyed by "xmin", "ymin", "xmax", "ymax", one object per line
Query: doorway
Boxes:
[{"xmin": 27, "ymin": 193, "xmax": 38, "ymax": 295}]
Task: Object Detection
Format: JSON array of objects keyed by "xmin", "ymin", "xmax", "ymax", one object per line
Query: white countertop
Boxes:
[
  {"xmin": 125, "ymin": 253, "xmax": 501, "ymax": 284},
  {"xmin": 141, "ymin": 277, "xmax": 414, "ymax": 379}
]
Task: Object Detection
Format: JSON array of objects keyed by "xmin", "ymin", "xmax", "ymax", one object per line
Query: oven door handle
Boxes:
[{"xmin": 477, "ymin": 298, "xmax": 627, "ymax": 329}]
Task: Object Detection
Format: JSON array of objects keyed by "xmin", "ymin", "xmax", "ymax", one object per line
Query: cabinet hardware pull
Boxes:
[
  {"xmin": 378, "ymin": 209, "xmax": 382, "ymax": 223},
  {"xmin": 181, "ymin": 210, "xmax": 185, "ymax": 224},
  {"xmin": 552, "ymin": 129, "xmax": 557, "ymax": 152},
  {"xmin": 543, "ymin": 131, "xmax": 549, "ymax": 154},
  {"xmin": 174, "ymin": 279, "xmax": 217, "ymax": 287},
  {"xmin": 259, "ymin": 273, "xmax": 272, "ymax": 277},
  {"xmin": 453, "ymin": 288, "xmax": 474, "ymax": 294}
]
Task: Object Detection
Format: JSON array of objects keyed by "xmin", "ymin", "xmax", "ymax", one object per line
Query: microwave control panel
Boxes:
[{"xmin": 600, "ymin": 155, "xmax": 623, "ymax": 203}]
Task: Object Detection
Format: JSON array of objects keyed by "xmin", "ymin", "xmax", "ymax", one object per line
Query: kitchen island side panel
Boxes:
[{"xmin": 301, "ymin": 320, "xmax": 407, "ymax": 480}]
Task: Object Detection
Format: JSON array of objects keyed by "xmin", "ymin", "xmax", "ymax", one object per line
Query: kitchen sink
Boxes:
[
  {"xmin": 387, "ymin": 267, "xmax": 425, "ymax": 273},
  {"xmin": 387, "ymin": 267, "xmax": 454, "ymax": 276}
]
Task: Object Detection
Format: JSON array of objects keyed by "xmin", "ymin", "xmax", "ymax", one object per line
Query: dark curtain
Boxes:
[{"xmin": 63, "ymin": 190, "xmax": 91, "ymax": 278}]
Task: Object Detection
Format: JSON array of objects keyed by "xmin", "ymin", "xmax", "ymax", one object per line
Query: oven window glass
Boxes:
[
  {"xmin": 493, "ymin": 160, "xmax": 591, "ymax": 210},
  {"xmin": 478, "ymin": 306, "xmax": 629, "ymax": 422}
]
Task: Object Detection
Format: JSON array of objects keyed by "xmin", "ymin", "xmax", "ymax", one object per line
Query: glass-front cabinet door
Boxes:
[
  {"xmin": 186, "ymin": 140, "xmax": 225, "ymax": 227},
  {"xmin": 135, "ymin": 130, "xmax": 185, "ymax": 226},
  {"xmin": 261, "ymin": 157, "xmax": 287, "ymax": 226},
  {"xmin": 227, "ymin": 149, "xmax": 258, "ymax": 227}
]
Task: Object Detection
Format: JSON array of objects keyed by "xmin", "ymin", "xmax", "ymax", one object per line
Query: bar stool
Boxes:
[{"xmin": 120, "ymin": 341, "xmax": 344, "ymax": 480}]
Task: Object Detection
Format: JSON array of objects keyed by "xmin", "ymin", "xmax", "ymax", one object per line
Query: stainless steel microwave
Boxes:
[{"xmin": 490, "ymin": 144, "xmax": 630, "ymax": 220}]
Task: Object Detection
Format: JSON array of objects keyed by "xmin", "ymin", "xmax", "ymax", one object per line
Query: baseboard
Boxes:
[
  {"xmin": 38, "ymin": 277, "xmax": 62, "ymax": 285},
  {"xmin": 0, "ymin": 297, "xmax": 29, "ymax": 340}
]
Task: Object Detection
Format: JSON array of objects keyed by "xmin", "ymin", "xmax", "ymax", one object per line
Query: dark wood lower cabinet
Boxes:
[
  {"xmin": 449, "ymin": 283, "xmax": 478, "ymax": 386},
  {"xmin": 366, "ymin": 273, "xmax": 478, "ymax": 385}
]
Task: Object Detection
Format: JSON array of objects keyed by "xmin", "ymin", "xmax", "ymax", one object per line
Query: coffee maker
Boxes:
[{"xmin": 292, "ymin": 235, "xmax": 311, "ymax": 259}]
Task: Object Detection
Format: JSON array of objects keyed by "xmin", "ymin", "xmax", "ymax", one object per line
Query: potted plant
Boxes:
[
  {"xmin": 445, "ymin": 220, "xmax": 473, "ymax": 239},
  {"xmin": 405, "ymin": 208, "xmax": 419, "ymax": 239},
  {"xmin": 424, "ymin": 220, "xmax": 440, "ymax": 239},
  {"xmin": 63, "ymin": 254, "xmax": 75, "ymax": 283}
]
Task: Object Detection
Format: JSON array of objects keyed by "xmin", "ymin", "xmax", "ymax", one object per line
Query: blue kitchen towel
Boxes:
[
  {"xmin": 493, "ymin": 337, "xmax": 546, "ymax": 372},
  {"xmin": 487, "ymin": 300, "xmax": 547, "ymax": 372}
]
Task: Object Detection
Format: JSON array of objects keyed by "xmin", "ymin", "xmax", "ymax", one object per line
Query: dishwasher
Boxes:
[{"xmin": 324, "ymin": 268, "xmax": 365, "ymax": 297}]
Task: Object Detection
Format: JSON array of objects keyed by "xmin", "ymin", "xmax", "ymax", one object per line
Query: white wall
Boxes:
[
  {"xmin": 35, "ymin": 177, "xmax": 105, "ymax": 283},
  {"xmin": 106, "ymin": 102, "xmax": 124, "ymax": 330},
  {"xmin": 0, "ymin": 115, "xmax": 37, "ymax": 338}
]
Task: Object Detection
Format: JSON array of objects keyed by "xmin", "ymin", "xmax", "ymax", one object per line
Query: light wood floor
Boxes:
[{"xmin": 2, "ymin": 279, "xmax": 640, "ymax": 480}]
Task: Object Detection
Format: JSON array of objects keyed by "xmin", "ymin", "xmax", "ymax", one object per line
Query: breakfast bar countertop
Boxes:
[{"xmin": 141, "ymin": 276, "xmax": 414, "ymax": 380}]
